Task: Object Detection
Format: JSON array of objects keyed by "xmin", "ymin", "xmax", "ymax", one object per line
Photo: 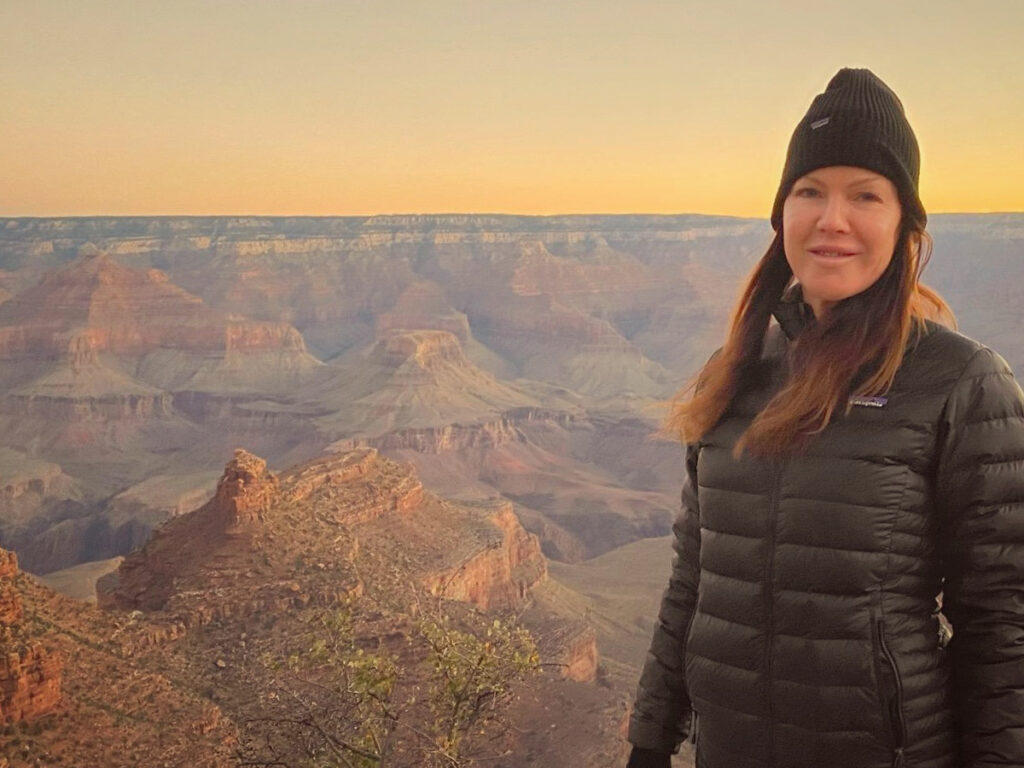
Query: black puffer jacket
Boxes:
[{"xmin": 629, "ymin": 304, "xmax": 1024, "ymax": 768}]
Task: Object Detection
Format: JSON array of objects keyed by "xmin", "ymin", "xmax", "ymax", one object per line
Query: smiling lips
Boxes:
[{"xmin": 809, "ymin": 247, "xmax": 857, "ymax": 259}]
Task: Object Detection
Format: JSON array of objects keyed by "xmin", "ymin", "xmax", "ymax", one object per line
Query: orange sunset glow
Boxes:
[{"xmin": 3, "ymin": 1, "xmax": 1022, "ymax": 217}]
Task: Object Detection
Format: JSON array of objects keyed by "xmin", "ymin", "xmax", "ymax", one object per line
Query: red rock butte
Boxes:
[
  {"xmin": 97, "ymin": 447, "xmax": 550, "ymax": 621},
  {"xmin": 209, "ymin": 449, "xmax": 280, "ymax": 526}
]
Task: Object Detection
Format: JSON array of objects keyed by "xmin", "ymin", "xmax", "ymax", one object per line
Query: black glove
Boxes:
[{"xmin": 626, "ymin": 745, "xmax": 672, "ymax": 768}]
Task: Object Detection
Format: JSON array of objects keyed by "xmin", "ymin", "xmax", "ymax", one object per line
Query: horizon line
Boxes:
[{"xmin": 1, "ymin": 210, "xmax": 1022, "ymax": 220}]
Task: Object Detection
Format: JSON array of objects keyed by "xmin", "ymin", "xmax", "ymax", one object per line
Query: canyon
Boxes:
[
  {"xmin": 0, "ymin": 215, "xmax": 759, "ymax": 575},
  {"xmin": 1, "ymin": 213, "xmax": 1021, "ymax": 766}
]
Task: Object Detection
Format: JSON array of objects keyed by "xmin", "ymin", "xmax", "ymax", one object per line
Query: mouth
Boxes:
[{"xmin": 809, "ymin": 248, "xmax": 857, "ymax": 259}]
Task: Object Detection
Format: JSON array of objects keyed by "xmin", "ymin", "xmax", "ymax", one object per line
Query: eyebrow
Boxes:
[{"xmin": 802, "ymin": 173, "xmax": 887, "ymax": 188}]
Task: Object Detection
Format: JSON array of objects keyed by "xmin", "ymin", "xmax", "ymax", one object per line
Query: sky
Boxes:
[{"xmin": 2, "ymin": 0, "xmax": 1022, "ymax": 218}]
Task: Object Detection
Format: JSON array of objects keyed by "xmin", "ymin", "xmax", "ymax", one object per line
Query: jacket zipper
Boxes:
[
  {"xmin": 689, "ymin": 709, "xmax": 698, "ymax": 747},
  {"xmin": 875, "ymin": 618, "xmax": 908, "ymax": 768},
  {"xmin": 764, "ymin": 459, "xmax": 783, "ymax": 764}
]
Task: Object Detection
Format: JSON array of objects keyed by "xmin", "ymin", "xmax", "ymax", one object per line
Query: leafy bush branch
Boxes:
[{"xmin": 236, "ymin": 601, "xmax": 538, "ymax": 768}]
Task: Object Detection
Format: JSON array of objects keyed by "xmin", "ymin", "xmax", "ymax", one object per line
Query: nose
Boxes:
[{"xmin": 817, "ymin": 194, "xmax": 851, "ymax": 233}]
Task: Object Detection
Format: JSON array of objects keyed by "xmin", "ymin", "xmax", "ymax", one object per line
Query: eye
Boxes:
[
  {"xmin": 856, "ymin": 191, "xmax": 883, "ymax": 202},
  {"xmin": 792, "ymin": 186, "xmax": 821, "ymax": 198}
]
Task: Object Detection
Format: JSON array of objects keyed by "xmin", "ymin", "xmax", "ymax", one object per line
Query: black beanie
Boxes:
[{"xmin": 770, "ymin": 68, "xmax": 924, "ymax": 230}]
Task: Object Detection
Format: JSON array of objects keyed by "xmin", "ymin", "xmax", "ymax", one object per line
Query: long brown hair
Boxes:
[{"xmin": 666, "ymin": 218, "xmax": 954, "ymax": 457}]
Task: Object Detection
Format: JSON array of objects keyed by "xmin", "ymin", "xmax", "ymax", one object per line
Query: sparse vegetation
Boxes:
[
  {"xmin": 235, "ymin": 601, "xmax": 538, "ymax": 768},
  {"xmin": 417, "ymin": 614, "xmax": 539, "ymax": 768}
]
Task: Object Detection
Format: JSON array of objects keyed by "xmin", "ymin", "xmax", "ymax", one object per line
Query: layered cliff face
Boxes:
[
  {"xmin": 2, "ymin": 214, "xmax": 1018, "ymax": 378},
  {"xmin": 0, "ymin": 221, "xmax": 688, "ymax": 582},
  {"xmin": 376, "ymin": 280, "xmax": 472, "ymax": 344},
  {"xmin": 167, "ymin": 236, "xmax": 421, "ymax": 359},
  {"xmin": 0, "ymin": 247, "xmax": 320, "ymax": 395},
  {"xmin": 0, "ymin": 549, "xmax": 63, "ymax": 724},
  {"xmin": 0, "ymin": 215, "xmax": 769, "ymax": 385},
  {"xmin": 0, "ymin": 450, "xmax": 99, "ymax": 575},
  {"xmin": 331, "ymin": 407, "xmax": 573, "ymax": 454},
  {"xmin": 369, "ymin": 409, "xmax": 681, "ymax": 563},
  {"xmin": 422, "ymin": 500, "xmax": 547, "ymax": 611},
  {"xmin": 450, "ymin": 239, "xmax": 681, "ymax": 397},
  {"xmin": 5, "ymin": 329, "xmax": 173, "ymax": 419},
  {"xmin": 0, "ymin": 549, "xmax": 23, "ymax": 623},
  {"xmin": 0, "ymin": 249, "xmax": 328, "ymax": 572},
  {"xmin": 0, "ymin": 247, "xmax": 321, "ymax": 473},
  {"xmin": 0, "ymin": 450, "xmax": 79, "ymax": 527},
  {"xmin": 308, "ymin": 329, "xmax": 543, "ymax": 438},
  {"xmin": 207, "ymin": 449, "xmax": 280, "ymax": 525},
  {"xmin": 97, "ymin": 449, "xmax": 300, "ymax": 615}
]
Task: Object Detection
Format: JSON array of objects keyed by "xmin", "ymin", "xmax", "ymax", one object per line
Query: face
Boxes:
[{"xmin": 782, "ymin": 165, "xmax": 902, "ymax": 317}]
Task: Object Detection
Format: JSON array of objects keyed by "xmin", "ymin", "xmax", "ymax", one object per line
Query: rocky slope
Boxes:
[
  {"xmin": 0, "ymin": 549, "xmax": 62, "ymax": 724},
  {"xmin": 0, "ymin": 545, "xmax": 237, "ymax": 767},
  {"xmin": 85, "ymin": 448, "xmax": 616, "ymax": 764},
  {"xmin": 372, "ymin": 409, "xmax": 683, "ymax": 562},
  {"xmin": 0, "ymin": 246, "xmax": 320, "ymax": 395},
  {"xmin": 1, "ymin": 214, "xmax": 1018, "ymax": 376},
  {"xmin": 98, "ymin": 448, "xmax": 547, "ymax": 622},
  {"xmin": 3, "ymin": 445, "xmax": 622, "ymax": 766}
]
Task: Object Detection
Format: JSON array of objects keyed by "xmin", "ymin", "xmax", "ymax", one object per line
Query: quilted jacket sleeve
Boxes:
[
  {"xmin": 937, "ymin": 346, "xmax": 1024, "ymax": 767},
  {"xmin": 628, "ymin": 439, "xmax": 702, "ymax": 754}
]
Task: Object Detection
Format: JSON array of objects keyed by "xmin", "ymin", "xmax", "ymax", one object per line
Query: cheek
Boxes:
[
  {"xmin": 866, "ymin": 226, "xmax": 900, "ymax": 271},
  {"xmin": 862, "ymin": 254, "xmax": 894, "ymax": 288},
  {"xmin": 781, "ymin": 221, "xmax": 807, "ymax": 272},
  {"xmin": 782, "ymin": 234, "xmax": 796, "ymax": 268}
]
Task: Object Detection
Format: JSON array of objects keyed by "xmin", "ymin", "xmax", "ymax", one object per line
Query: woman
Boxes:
[{"xmin": 627, "ymin": 69, "xmax": 1024, "ymax": 768}]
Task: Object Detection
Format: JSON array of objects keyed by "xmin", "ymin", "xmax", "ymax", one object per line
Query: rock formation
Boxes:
[
  {"xmin": 307, "ymin": 329, "xmax": 541, "ymax": 438},
  {"xmin": 0, "ymin": 549, "xmax": 236, "ymax": 765},
  {"xmin": 97, "ymin": 449, "xmax": 286, "ymax": 614},
  {"xmin": 0, "ymin": 548, "xmax": 22, "ymax": 623},
  {"xmin": 376, "ymin": 280, "xmax": 472, "ymax": 343},
  {"xmin": 208, "ymin": 449, "xmax": 280, "ymax": 526},
  {"xmin": 423, "ymin": 501, "xmax": 547, "ymax": 611},
  {"xmin": 98, "ymin": 448, "xmax": 543, "ymax": 624},
  {"xmin": 85, "ymin": 446, "xmax": 622, "ymax": 766},
  {"xmin": 0, "ymin": 247, "xmax": 320, "ymax": 397},
  {"xmin": 0, "ymin": 216, "xmax": 750, "ymax": 576},
  {"xmin": 0, "ymin": 548, "xmax": 63, "ymax": 723},
  {"xmin": 558, "ymin": 624, "xmax": 600, "ymax": 682},
  {"xmin": 0, "ymin": 249, "xmax": 325, "ymax": 573}
]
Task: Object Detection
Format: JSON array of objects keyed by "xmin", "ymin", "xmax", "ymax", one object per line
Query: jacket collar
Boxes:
[{"xmin": 771, "ymin": 283, "xmax": 815, "ymax": 341}]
